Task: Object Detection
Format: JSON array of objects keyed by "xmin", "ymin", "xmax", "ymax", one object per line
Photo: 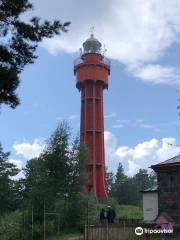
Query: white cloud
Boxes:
[
  {"xmin": 116, "ymin": 119, "xmax": 130, "ymax": 123},
  {"xmin": 104, "ymin": 131, "xmax": 120, "ymax": 173},
  {"xmin": 113, "ymin": 119, "xmax": 158, "ymax": 130},
  {"xmin": 132, "ymin": 64, "xmax": 180, "ymax": 85},
  {"xmin": 9, "ymin": 159, "xmax": 24, "ymax": 180},
  {"xmin": 13, "ymin": 139, "xmax": 45, "ymax": 159},
  {"xmin": 140, "ymin": 124, "xmax": 155, "ymax": 129},
  {"xmin": 112, "ymin": 124, "xmax": 125, "ymax": 129},
  {"xmin": 29, "ymin": 0, "xmax": 180, "ymax": 85},
  {"xmin": 105, "ymin": 112, "xmax": 117, "ymax": 119},
  {"xmin": 56, "ymin": 116, "xmax": 63, "ymax": 121},
  {"xmin": 104, "ymin": 131, "xmax": 180, "ymax": 176},
  {"xmin": 68, "ymin": 114, "xmax": 79, "ymax": 120},
  {"xmin": 138, "ymin": 123, "xmax": 159, "ymax": 131},
  {"xmin": 9, "ymin": 159, "xmax": 23, "ymax": 169}
]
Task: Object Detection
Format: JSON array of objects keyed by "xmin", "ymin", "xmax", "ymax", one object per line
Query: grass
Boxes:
[
  {"xmin": 116, "ymin": 204, "xmax": 143, "ymax": 219},
  {"xmin": 49, "ymin": 232, "xmax": 83, "ymax": 240},
  {"xmin": 48, "ymin": 204, "xmax": 143, "ymax": 239}
]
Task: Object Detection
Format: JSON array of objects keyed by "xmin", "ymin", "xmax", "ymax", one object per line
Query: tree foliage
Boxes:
[
  {"xmin": 23, "ymin": 122, "xmax": 88, "ymax": 230},
  {"xmin": 0, "ymin": 121, "xmax": 158, "ymax": 237},
  {"xmin": 0, "ymin": 0, "xmax": 70, "ymax": 108},
  {"xmin": 109, "ymin": 163, "xmax": 157, "ymax": 206},
  {"xmin": 0, "ymin": 210, "xmax": 25, "ymax": 240},
  {"xmin": 0, "ymin": 143, "xmax": 20, "ymax": 215}
]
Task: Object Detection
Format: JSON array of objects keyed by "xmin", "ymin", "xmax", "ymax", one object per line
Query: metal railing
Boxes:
[
  {"xmin": 74, "ymin": 57, "xmax": 84, "ymax": 66},
  {"xmin": 102, "ymin": 57, "xmax": 111, "ymax": 66},
  {"xmin": 74, "ymin": 56, "xmax": 111, "ymax": 68}
]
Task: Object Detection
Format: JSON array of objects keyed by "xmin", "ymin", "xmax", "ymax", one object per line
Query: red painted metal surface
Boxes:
[{"xmin": 74, "ymin": 53, "xmax": 110, "ymax": 198}]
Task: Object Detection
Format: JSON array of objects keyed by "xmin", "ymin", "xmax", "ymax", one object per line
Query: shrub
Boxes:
[{"xmin": 0, "ymin": 211, "xmax": 27, "ymax": 240}]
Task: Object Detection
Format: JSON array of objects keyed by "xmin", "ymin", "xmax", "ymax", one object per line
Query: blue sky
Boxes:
[{"xmin": 1, "ymin": 0, "xmax": 180, "ymax": 176}]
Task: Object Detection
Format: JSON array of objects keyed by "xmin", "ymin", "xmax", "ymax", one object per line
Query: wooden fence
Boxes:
[
  {"xmin": 84, "ymin": 223, "xmax": 155, "ymax": 240},
  {"xmin": 118, "ymin": 218, "xmax": 143, "ymax": 224}
]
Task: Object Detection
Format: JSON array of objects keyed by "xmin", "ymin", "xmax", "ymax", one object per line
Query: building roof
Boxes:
[
  {"xmin": 82, "ymin": 34, "xmax": 102, "ymax": 54},
  {"xmin": 141, "ymin": 186, "xmax": 158, "ymax": 193},
  {"xmin": 151, "ymin": 154, "xmax": 180, "ymax": 169}
]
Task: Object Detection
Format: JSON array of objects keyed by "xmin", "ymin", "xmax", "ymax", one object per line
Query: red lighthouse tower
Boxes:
[{"xmin": 74, "ymin": 34, "xmax": 110, "ymax": 198}]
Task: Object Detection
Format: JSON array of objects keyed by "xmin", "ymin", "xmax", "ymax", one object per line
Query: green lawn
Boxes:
[
  {"xmin": 97, "ymin": 200, "xmax": 143, "ymax": 220},
  {"xmin": 49, "ymin": 233, "xmax": 83, "ymax": 240},
  {"xmin": 49, "ymin": 204, "xmax": 143, "ymax": 239},
  {"xmin": 117, "ymin": 204, "xmax": 143, "ymax": 219}
]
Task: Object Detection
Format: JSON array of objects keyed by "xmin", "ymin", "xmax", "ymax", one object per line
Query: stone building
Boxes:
[{"xmin": 151, "ymin": 155, "xmax": 180, "ymax": 226}]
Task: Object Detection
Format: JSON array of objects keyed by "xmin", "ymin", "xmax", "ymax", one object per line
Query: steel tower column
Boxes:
[{"xmin": 74, "ymin": 34, "xmax": 110, "ymax": 198}]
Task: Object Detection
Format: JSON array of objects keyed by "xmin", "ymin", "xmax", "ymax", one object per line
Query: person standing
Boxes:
[
  {"xmin": 107, "ymin": 206, "xmax": 116, "ymax": 223},
  {"xmin": 100, "ymin": 208, "xmax": 108, "ymax": 224}
]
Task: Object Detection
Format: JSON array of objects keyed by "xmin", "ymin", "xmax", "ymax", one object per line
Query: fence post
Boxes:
[
  {"xmin": 84, "ymin": 224, "xmax": 87, "ymax": 240},
  {"xmin": 106, "ymin": 223, "xmax": 109, "ymax": 240},
  {"xmin": 57, "ymin": 214, "xmax": 60, "ymax": 236},
  {"xmin": 123, "ymin": 221, "xmax": 126, "ymax": 236}
]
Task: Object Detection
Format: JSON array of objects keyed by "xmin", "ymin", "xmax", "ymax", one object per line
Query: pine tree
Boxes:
[
  {"xmin": 0, "ymin": 0, "xmax": 70, "ymax": 108},
  {"xmin": 111, "ymin": 163, "xmax": 131, "ymax": 204},
  {"xmin": 106, "ymin": 170, "xmax": 115, "ymax": 194},
  {"xmin": 111, "ymin": 166, "xmax": 157, "ymax": 206},
  {"xmin": 115, "ymin": 163, "xmax": 127, "ymax": 183},
  {"xmin": 0, "ymin": 143, "xmax": 19, "ymax": 214}
]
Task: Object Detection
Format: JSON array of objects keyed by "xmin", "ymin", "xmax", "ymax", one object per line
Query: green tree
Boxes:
[
  {"xmin": 24, "ymin": 122, "xmax": 71, "ymax": 209},
  {"xmin": 134, "ymin": 169, "xmax": 150, "ymax": 190},
  {"xmin": 0, "ymin": 210, "xmax": 25, "ymax": 240},
  {"xmin": 64, "ymin": 140, "xmax": 89, "ymax": 229},
  {"xmin": 148, "ymin": 171, "xmax": 157, "ymax": 186},
  {"xmin": 0, "ymin": 143, "xmax": 19, "ymax": 215},
  {"xmin": 42, "ymin": 121, "xmax": 71, "ymax": 200},
  {"xmin": 115, "ymin": 163, "xmax": 127, "ymax": 184},
  {"xmin": 111, "ymin": 163, "xmax": 128, "ymax": 203},
  {"xmin": 131, "ymin": 169, "xmax": 157, "ymax": 205},
  {"xmin": 23, "ymin": 157, "xmax": 48, "ymax": 218},
  {"xmin": 68, "ymin": 139, "xmax": 88, "ymax": 196},
  {"xmin": 0, "ymin": 0, "xmax": 70, "ymax": 108},
  {"xmin": 106, "ymin": 170, "xmax": 115, "ymax": 194},
  {"xmin": 111, "ymin": 165, "xmax": 157, "ymax": 206},
  {"xmin": 23, "ymin": 121, "xmax": 88, "ymax": 230}
]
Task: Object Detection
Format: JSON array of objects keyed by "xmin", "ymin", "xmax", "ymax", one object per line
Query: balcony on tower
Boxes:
[{"xmin": 74, "ymin": 34, "xmax": 110, "ymax": 90}]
